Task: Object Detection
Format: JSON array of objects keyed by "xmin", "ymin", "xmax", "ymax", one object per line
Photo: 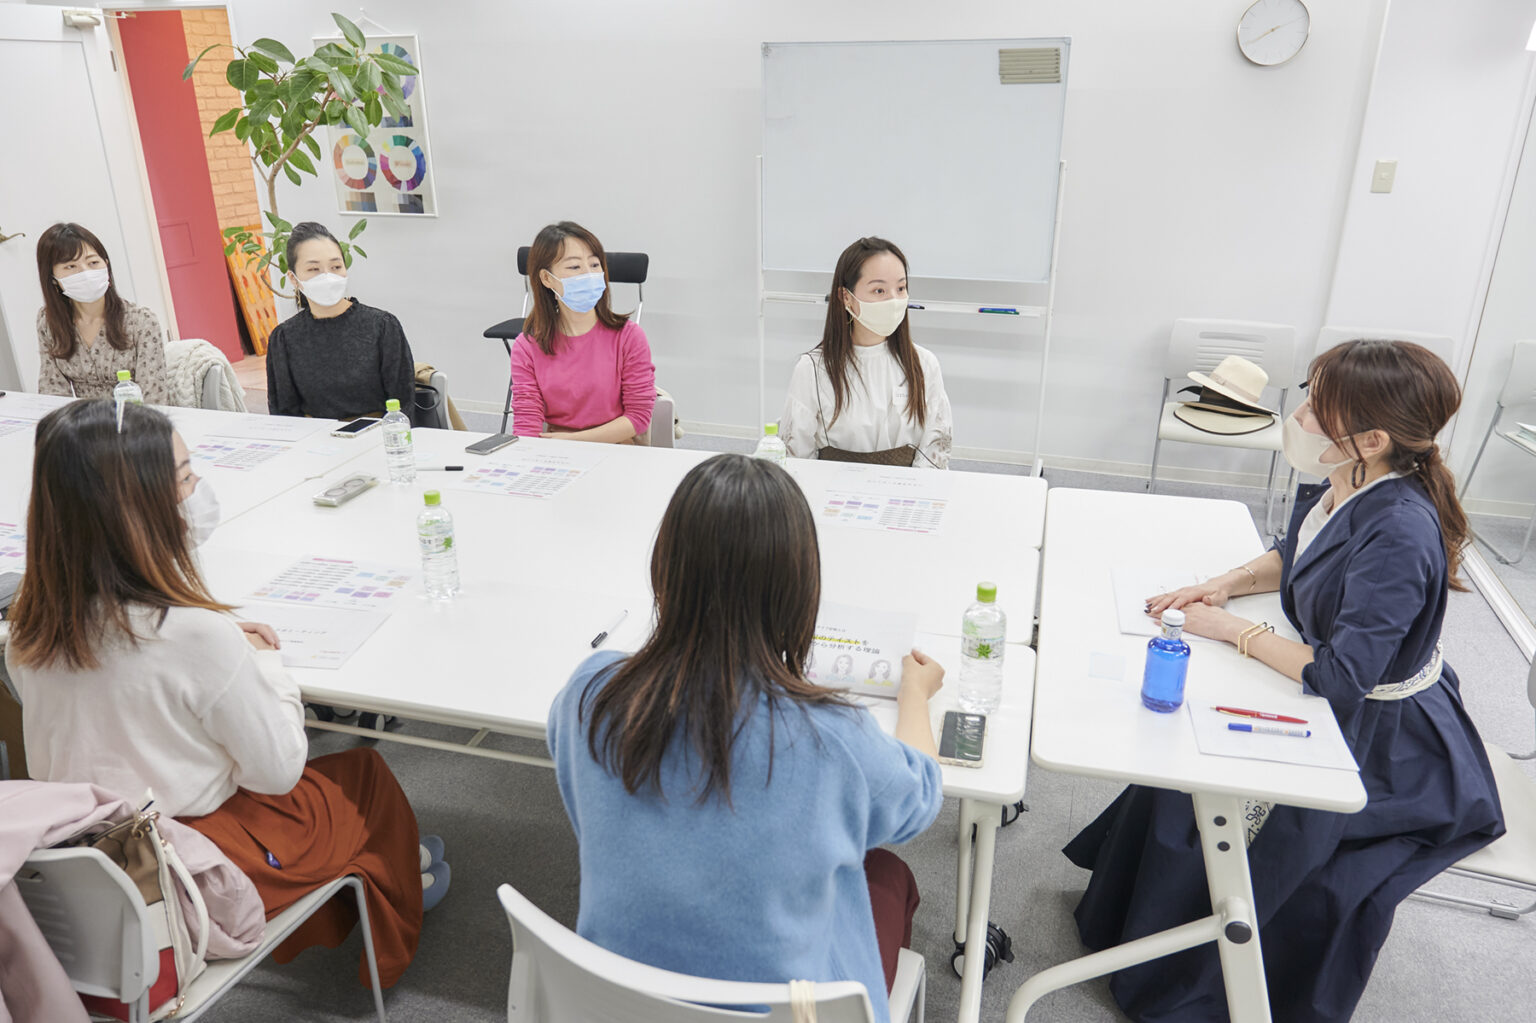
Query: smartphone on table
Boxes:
[
  {"xmin": 331, "ymin": 417, "xmax": 381, "ymax": 439},
  {"xmin": 938, "ymin": 711, "xmax": 986, "ymax": 768},
  {"xmin": 465, "ymin": 434, "xmax": 519, "ymax": 455}
]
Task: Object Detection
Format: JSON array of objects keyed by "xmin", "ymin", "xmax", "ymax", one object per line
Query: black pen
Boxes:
[
  {"xmin": 417, "ymin": 465, "xmax": 464, "ymax": 471},
  {"xmin": 591, "ymin": 609, "xmax": 629, "ymax": 648}
]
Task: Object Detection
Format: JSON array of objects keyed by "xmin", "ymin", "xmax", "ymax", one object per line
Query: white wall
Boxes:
[{"xmin": 87, "ymin": 1, "xmax": 1535, "ymax": 483}]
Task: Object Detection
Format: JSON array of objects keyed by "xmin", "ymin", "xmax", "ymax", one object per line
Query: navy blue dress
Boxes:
[{"xmin": 1063, "ymin": 477, "xmax": 1504, "ymax": 1022}]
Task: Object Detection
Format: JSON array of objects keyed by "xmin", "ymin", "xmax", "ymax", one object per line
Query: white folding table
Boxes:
[{"xmin": 1012, "ymin": 487, "xmax": 1367, "ymax": 1023}]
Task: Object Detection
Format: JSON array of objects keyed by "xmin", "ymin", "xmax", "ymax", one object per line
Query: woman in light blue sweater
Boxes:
[{"xmin": 547, "ymin": 454, "xmax": 945, "ymax": 1020}]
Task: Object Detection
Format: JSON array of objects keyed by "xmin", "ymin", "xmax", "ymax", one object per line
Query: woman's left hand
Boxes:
[
  {"xmin": 238, "ymin": 620, "xmax": 281, "ymax": 650},
  {"xmin": 1176, "ymin": 603, "xmax": 1250, "ymax": 646}
]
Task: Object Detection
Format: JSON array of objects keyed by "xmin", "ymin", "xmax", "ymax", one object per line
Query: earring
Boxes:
[{"xmin": 1350, "ymin": 461, "xmax": 1366, "ymax": 488}]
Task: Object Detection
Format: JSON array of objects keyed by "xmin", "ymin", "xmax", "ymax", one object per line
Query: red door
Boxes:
[{"xmin": 117, "ymin": 11, "xmax": 243, "ymax": 362}]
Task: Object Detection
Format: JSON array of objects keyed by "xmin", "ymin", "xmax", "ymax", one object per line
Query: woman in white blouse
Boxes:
[{"xmin": 780, "ymin": 237, "xmax": 953, "ymax": 468}]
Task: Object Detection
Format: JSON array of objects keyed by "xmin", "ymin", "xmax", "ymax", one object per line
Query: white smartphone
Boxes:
[{"xmin": 331, "ymin": 417, "xmax": 381, "ymax": 439}]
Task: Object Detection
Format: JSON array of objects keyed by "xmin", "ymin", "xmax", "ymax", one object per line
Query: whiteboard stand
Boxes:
[{"xmin": 757, "ymin": 160, "xmax": 1066, "ymax": 475}]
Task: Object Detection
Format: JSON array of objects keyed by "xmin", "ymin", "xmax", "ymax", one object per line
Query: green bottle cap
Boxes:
[
  {"xmin": 386, "ymin": 398, "xmax": 401, "ymax": 412},
  {"xmin": 764, "ymin": 422, "xmax": 779, "ymax": 436},
  {"xmin": 117, "ymin": 369, "xmax": 131, "ymax": 381},
  {"xmin": 976, "ymin": 582, "xmax": 997, "ymax": 603},
  {"xmin": 423, "ymin": 490, "xmax": 441, "ymax": 506}
]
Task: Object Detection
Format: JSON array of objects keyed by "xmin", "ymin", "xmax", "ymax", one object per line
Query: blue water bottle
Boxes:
[{"xmin": 1141, "ymin": 607, "xmax": 1190, "ymax": 713}]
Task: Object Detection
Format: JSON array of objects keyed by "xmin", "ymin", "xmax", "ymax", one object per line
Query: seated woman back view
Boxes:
[
  {"xmin": 4, "ymin": 399, "xmax": 433, "ymax": 988},
  {"xmin": 547, "ymin": 454, "xmax": 945, "ymax": 1021},
  {"xmin": 265, "ymin": 222, "xmax": 417, "ymax": 421}
]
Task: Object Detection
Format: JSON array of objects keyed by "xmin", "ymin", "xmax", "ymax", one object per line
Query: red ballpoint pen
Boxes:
[{"xmin": 1214, "ymin": 706, "xmax": 1309, "ymax": 725}]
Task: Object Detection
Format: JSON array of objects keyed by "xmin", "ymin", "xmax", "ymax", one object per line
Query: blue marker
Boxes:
[
  {"xmin": 907, "ymin": 302, "xmax": 925, "ymax": 310},
  {"xmin": 978, "ymin": 307, "xmax": 1019, "ymax": 315},
  {"xmin": 1228, "ymin": 722, "xmax": 1311, "ymax": 738}
]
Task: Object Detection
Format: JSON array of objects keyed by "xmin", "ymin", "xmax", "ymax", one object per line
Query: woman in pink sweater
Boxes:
[{"xmin": 511, "ymin": 221, "xmax": 656, "ymax": 443}]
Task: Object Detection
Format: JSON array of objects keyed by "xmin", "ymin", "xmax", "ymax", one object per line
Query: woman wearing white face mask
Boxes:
[
  {"xmin": 779, "ymin": 237, "xmax": 952, "ymax": 468},
  {"xmin": 34, "ymin": 222, "xmax": 170, "ymax": 403},
  {"xmin": 1074, "ymin": 341, "xmax": 1503, "ymax": 1023},
  {"xmin": 265, "ymin": 222, "xmax": 416, "ymax": 421}
]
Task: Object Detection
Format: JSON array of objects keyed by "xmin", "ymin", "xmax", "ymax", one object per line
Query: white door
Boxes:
[{"xmin": 0, "ymin": 4, "xmax": 168, "ymax": 392}]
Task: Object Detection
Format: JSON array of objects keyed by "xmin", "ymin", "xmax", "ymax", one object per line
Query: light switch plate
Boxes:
[{"xmin": 1371, "ymin": 159, "xmax": 1397, "ymax": 193}]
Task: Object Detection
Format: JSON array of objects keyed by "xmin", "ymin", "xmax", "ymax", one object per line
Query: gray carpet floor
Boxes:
[
  {"xmin": 198, "ymin": 445, "xmax": 1536, "ymax": 1023},
  {"xmin": 1471, "ymin": 512, "xmax": 1536, "ymax": 627}
]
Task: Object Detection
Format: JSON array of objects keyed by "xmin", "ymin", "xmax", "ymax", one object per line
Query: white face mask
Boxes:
[
  {"xmin": 181, "ymin": 476, "xmax": 221, "ymax": 547},
  {"xmin": 58, "ymin": 267, "xmax": 110, "ymax": 303},
  {"xmin": 299, "ymin": 272, "xmax": 349, "ymax": 308},
  {"xmin": 846, "ymin": 295, "xmax": 908, "ymax": 338},
  {"xmin": 1281, "ymin": 411, "xmax": 1347, "ymax": 478}
]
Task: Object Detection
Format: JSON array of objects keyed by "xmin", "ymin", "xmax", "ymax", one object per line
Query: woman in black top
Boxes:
[{"xmin": 265, "ymin": 222, "xmax": 415, "ymax": 421}]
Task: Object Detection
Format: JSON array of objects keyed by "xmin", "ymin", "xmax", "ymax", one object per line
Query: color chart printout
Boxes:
[
  {"xmin": 247, "ymin": 556, "xmax": 412, "ymax": 612},
  {"xmin": 192, "ymin": 438, "xmax": 293, "ymax": 471},
  {"xmin": 0, "ymin": 522, "xmax": 24, "ymax": 567},
  {"xmin": 819, "ymin": 492, "xmax": 949, "ymax": 534}
]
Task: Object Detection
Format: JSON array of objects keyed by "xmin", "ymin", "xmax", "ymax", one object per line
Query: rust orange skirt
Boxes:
[{"xmin": 181, "ymin": 747, "xmax": 422, "ymax": 987}]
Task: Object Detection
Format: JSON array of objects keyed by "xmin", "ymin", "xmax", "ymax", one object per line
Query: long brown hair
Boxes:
[
  {"xmin": 582, "ymin": 454, "xmax": 847, "ymax": 803},
  {"xmin": 1308, "ymin": 339, "xmax": 1469, "ymax": 590},
  {"xmin": 522, "ymin": 221, "xmax": 628, "ymax": 355},
  {"xmin": 7, "ymin": 399, "xmax": 231, "ymax": 670},
  {"xmin": 35, "ymin": 223, "xmax": 131, "ymax": 359},
  {"xmin": 817, "ymin": 237, "xmax": 927, "ymax": 427}
]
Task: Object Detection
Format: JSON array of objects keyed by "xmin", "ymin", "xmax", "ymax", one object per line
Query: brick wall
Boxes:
[{"xmin": 179, "ymin": 8, "xmax": 262, "ymax": 231}]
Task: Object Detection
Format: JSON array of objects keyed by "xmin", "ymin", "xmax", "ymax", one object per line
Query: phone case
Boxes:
[
  {"xmin": 313, "ymin": 474, "xmax": 379, "ymax": 507},
  {"xmin": 465, "ymin": 434, "xmax": 518, "ymax": 455},
  {"xmin": 938, "ymin": 711, "xmax": 986, "ymax": 768}
]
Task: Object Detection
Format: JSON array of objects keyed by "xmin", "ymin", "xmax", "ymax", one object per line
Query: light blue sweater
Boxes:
[{"xmin": 548, "ymin": 651, "xmax": 944, "ymax": 1022}]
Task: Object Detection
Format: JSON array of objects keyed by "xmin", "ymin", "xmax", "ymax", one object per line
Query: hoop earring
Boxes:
[{"xmin": 1350, "ymin": 460, "xmax": 1367, "ymax": 488}]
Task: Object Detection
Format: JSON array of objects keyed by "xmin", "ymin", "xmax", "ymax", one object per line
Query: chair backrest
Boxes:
[
  {"xmin": 515, "ymin": 246, "xmax": 649, "ymax": 286},
  {"xmin": 1311, "ymin": 326, "xmax": 1456, "ymax": 378},
  {"xmin": 1165, "ymin": 319, "xmax": 1297, "ymax": 403},
  {"xmin": 1498, "ymin": 340, "xmax": 1536, "ymax": 409},
  {"xmin": 497, "ymin": 883, "xmax": 874, "ymax": 1023},
  {"xmin": 17, "ymin": 846, "xmax": 157, "ymax": 1003}
]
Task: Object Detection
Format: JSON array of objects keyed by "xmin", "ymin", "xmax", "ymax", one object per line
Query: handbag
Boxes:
[
  {"xmin": 818, "ymin": 444, "xmax": 919, "ymax": 466},
  {"xmin": 71, "ymin": 811, "xmax": 208, "ymax": 1021}
]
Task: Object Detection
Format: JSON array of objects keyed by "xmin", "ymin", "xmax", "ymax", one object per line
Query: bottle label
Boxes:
[
  {"xmin": 962, "ymin": 635, "xmax": 1002, "ymax": 660},
  {"xmin": 418, "ymin": 532, "xmax": 453, "ymax": 555}
]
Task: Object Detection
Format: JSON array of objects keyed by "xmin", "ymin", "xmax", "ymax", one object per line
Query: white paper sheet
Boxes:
[
  {"xmin": 203, "ymin": 416, "xmax": 332, "ymax": 442},
  {"xmin": 807, "ymin": 602, "xmax": 918, "ymax": 699},
  {"xmin": 235, "ymin": 602, "xmax": 389, "ymax": 669},
  {"xmin": 805, "ymin": 466, "xmax": 954, "ymax": 535},
  {"xmin": 1186, "ymin": 698, "xmax": 1358, "ymax": 772},
  {"xmin": 247, "ymin": 556, "xmax": 414, "ymax": 612},
  {"xmin": 192, "ymin": 438, "xmax": 294, "ymax": 471},
  {"xmin": 449, "ymin": 444, "xmax": 609, "ymax": 499},
  {"xmin": 1112, "ymin": 566, "xmax": 1199, "ymax": 637},
  {"xmin": 0, "ymin": 393, "xmax": 72, "ymax": 420},
  {"xmin": 0, "ymin": 417, "xmax": 31, "ymax": 439}
]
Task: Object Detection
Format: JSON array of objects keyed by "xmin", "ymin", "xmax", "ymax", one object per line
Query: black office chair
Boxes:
[{"xmin": 483, "ymin": 247, "xmax": 650, "ymax": 434}]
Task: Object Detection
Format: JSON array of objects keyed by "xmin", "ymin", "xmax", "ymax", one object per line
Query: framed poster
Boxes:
[{"xmin": 319, "ymin": 33, "xmax": 438, "ymax": 217}]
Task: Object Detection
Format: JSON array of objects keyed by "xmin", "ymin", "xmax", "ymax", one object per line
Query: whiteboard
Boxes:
[{"xmin": 762, "ymin": 38, "xmax": 1069, "ymax": 283}]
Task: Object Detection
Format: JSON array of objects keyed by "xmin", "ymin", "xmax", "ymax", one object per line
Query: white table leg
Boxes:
[
  {"xmin": 1002, "ymin": 791, "xmax": 1272, "ymax": 1023},
  {"xmin": 1191, "ymin": 791, "xmax": 1271, "ymax": 1023},
  {"xmin": 956, "ymin": 798, "xmax": 1001, "ymax": 1023}
]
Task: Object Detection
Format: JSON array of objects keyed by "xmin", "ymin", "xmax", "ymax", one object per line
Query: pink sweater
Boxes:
[{"xmin": 509, "ymin": 320, "xmax": 656, "ymax": 438}]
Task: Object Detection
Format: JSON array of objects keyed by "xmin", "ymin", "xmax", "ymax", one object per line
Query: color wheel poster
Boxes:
[{"xmin": 321, "ymin": 33, "xmax": 437, "ymax": 216}]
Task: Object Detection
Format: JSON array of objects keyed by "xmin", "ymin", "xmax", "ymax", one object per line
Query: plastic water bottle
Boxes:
[
  {"xmin": 416, "ymin": 490, "xmax": 459, "ymax": 599},
  {"xmin": 113, "ymin": 369, "xmax": 143, "ymax": 426},
  {"xmin": 753, "ymin": 422, "xmax": 787, "ymax": 464},
  {"xmin": 382, "ymin": 398, "xmax": 415, "ymax": 485},
  {"xmin": 958, "ymin": 582, "xmax": 1007, "ymax": 713},
  {"xmin": 1141, "ymin": 608, "xmax": 1191, "ymax": 713}
]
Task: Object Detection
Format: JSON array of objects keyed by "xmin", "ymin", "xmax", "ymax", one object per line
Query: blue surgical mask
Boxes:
[{"xmin": 553, "ymin": 271, "xmax": 606, "ymax": 314}]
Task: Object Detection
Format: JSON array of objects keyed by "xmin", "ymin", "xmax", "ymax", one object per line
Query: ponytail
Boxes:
[{"xmin": 1392, "ymin": 443, "xmax": 1468, "ymax": 592}]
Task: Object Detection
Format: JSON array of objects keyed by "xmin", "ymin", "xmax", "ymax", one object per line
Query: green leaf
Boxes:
[
  {"xmin": 371, "ymin": 52, "xmax": 416, "ymax": 76},
  {"xmin": 225, "ymin": 59, "xmax": 259, "ymax": 91},
  {"xmin": 234, "ymin": 116, "xmax": 252, "ymax": 142},
  {"xmin": 242, "ymin": 241, "xmax": 261, "ymax": 255},
  {"xmin": 333, "ymin": 12, "xmax": 367, "ymax": 49},
  {"xmin": 316, "ymin": 42, "xmax": 352, "ymax": 63},
  {"xmin": 258, "ymin": 252, "xmax": 274, "ymax": 270},
  {"xmin": 209, "ymin": 108, "xmax": 240, "ymax": 136},
  {"xmin": 351, "ymin": 245, "xmax": 367, "ymax": 258},
  {"xmin": 223, "ymin": 242, "xmax": 236, "ymax": 256},
  {"xmin": 183, "ymin": 43, "xmax": 220, "ymax": 80},
  {"xmin": 286, "ymin": 149, "xmax": 317, "ymax": 176},
  {"xmin": 251, "ymin": 37, "xmax": 296, "ymax": 64},
  {"xmin": 221, "ymin": 226, "xmax": 245, "ymax": 238},
  {"xmin": 380, "ymin": 89, "xmax": 408, "ymax": 120},
  {"xmin": 348, "ymin": 218, "xmax": 367, "ymax": 239},
  {"xmin": 343, "ymin": 105, "xmax": 369, "ymax": 139},
  {"xmin": 359, "ymin": 59, "xmax": 382, "ymax": 95},
  {"xmin": 302, "ymin": 133, "xmax": 322, "ymax": 160},
  {"xmin": 263, "ymin": 210, "xmax": 292, "ymax": 233},
  {"xmin": 301, "ymin": 55, "xmax": 334, "ymax": 75},
  {"xmin": 247, "ymin": 100, "xmax": 272, "ymax": 125},
  {"xmin": 283, "ymin": 162, "xmax": 302, "ymax": 186},
  {"xmin": 247, "ymin": 51, "xmax": 279, "ymax": 75},
  {"xmin": 363, "ymin": 93, "xmax": 382, "ymax": 126},
  {"xmin": 328, "ymin": 71, "xmax": 356, "ymax": 104}
]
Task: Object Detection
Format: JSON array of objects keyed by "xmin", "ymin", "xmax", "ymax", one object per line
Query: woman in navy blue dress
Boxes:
[{"xmin": 1066, "ymin": 340, "xmax": 1504, "ymax": 1022}]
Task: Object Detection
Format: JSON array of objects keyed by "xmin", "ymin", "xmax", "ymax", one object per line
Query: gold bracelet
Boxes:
[
  {"xmin": 1236, "ymin": 622, "xmax": 1267, "ymax": 657},
  {"xmin": 1233, "ymin": 565, "xmax": 1258, "ymax": 592}
]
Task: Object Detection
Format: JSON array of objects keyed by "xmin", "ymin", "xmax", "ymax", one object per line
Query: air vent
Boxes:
[{"xmin": 998, "ymin": 47, "xmax": 1060, "ymax": 84}]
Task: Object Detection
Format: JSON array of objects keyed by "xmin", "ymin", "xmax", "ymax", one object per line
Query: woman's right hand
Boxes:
[
  {"xmin": 900, "ymin": 650, "xmax": 945, "ymax": 700},
  {"xmin": 1146, "ymin": 579, "xmax": 1231, "ymax": 617}
]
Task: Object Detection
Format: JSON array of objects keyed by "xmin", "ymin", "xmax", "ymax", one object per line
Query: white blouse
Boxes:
[
  {"xmin": 1293, "ymin": 472, "xmax": 1405, "ymax": 564},
  {"xmin": 779, "ymin": 342, "xmax": 953, "ymax": 468}
]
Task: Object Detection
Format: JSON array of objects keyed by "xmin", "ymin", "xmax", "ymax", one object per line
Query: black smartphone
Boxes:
[
  {"xmin": 465, "ymin": 433, "xmax": 519, "ymax": 455},
  {"xmin": 938, "ymin": 711, "xmax": 986, "ymax": 768}
]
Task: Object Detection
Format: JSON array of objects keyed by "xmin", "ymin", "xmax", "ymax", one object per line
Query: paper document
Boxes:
[
  {"xmin": 204, "ymin": 415, "xmax": 331, "ymax": 443},
  {"xmin": 808, "ymin": 466, "xmax": 953, "ymax": 535},
  {"xmin": 248, "ymin": 556, "xmax": 413, "ymax": 612},
  {"xmin": 236, "ymin": 602, "xmax": 389, "ymax": 670},
  {"xmin": 806, "ymin": 602, "xmax": 918, "ymax": 699},
  {"xmin": 0, "ymin": 393, "xmax": 72, "ymax": 420},
  {"xmin": 0, "ymin": 523, "xmax": 24, "ymax": 566},
  {"xmin": 1112, "ymin": 566, "xmax": 1199, "ymax": 637},
  {"xmin": 193, "ymin": 438, "xmax": 293, "ymax": 471},
  {"xmin": 0, "ymin": 417, "xmax": 31, "ymax": 439},
  {"xmin": 1186, "ymin": 698, "xmax": 1358, "ymax": 772},
  {"xmin": 452, "ymin": 444, "xmax": 608, "ymax": 499}
]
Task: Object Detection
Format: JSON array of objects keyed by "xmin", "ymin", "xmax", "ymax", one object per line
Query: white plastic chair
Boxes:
[
  {"xmin": 1412, "ymin": 658, "xmax": 1536, "ymax": 919},
  {"xmin": 1459, "ymin": 339, "xmax": 1536, "ymax": 565},
  {"xmin": 1148, "ymin": 318, "xmax": 1297, "ymax": 534},
  {"xmin": 16, "ymin": 847, "xmax": 386, "ymax": 1022},
  {"xmin": 497, "ymin": 882, "xmax": 925, "ymax": 1023}
]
